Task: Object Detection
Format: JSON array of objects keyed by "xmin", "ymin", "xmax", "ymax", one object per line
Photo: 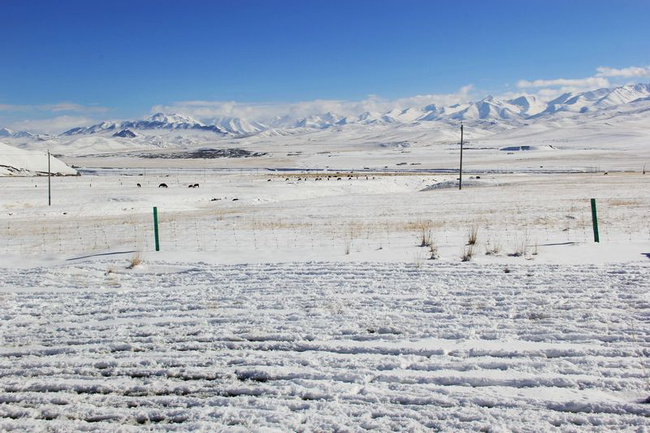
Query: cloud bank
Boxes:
[
  {"xmin": 517, "ymin": 65, "xmax": 650, "ymax": 99},
  {"xmin": 596, "ymin": 66, "xmax": 650, "ymax": 78},
  {"xmin": 151, "ymin": 85, "xmax": 476, "ymax": 124},
  {"xmin": 8, "ymin": 116, "xmax": 98, "ymax": 134},
  {"xmin": 152, "ymin": 66, "xmax": 649, "ymax": 123},
  {"xmin": 1, "ymin": 103, "xmax": 110, "ymax": 133}
]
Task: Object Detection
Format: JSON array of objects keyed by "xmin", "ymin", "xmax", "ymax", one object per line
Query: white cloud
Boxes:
[
  {"xmin": 151, "ymin": 85, "xmax": 476, "ymax": 123},
  {"xmin": 1, "ymin": 102, "xmax": 110, "ymax": 133},
  {"xmin": 596, "ymin": 66, "xmax": 650, "ymax": 78},
  {"xmin": 8, "ymin": 116, "xmax": 96, "ymax": 134},
  {"xmin": 517, "ymin": 77, "xmax": 610, "ymax": 89},
  {"xmin": 39, "ymin": 102, "xmax": 109, "ymax": 113},
  {"xmin": 0, "ymin": 102, "xmax": 109, "ymax": 115},
  {"xmin": 513, "ymin": 65, "xmax": 650, "ymax": 101}
]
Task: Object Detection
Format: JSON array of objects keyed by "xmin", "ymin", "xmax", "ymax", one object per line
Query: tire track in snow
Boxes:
[{"xmin": 0, "ymin": 261, "xmax": 649, "ymax": 431}]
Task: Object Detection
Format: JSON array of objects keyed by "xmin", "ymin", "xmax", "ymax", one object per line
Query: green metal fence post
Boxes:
[
  {"xmin": 590, "ymin": 199, "xmax": 600, "ymax": 243},
  {"xmin": 153, "ymin": 206, "xmax": 160, "ymax": 251}
]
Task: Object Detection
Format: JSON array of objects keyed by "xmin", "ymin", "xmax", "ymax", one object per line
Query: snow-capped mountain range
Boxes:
[
  {"xmin": 2, "ymin": 83, "xmax": 649, "ymax": 140},
  {"xmin": 62, "ymin": 113, "xmax": 227, "ymax": 136}
]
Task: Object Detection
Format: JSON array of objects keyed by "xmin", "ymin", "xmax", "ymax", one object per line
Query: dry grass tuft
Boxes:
[
  {"xmin": 485, "ymin": 237, "xmax": 502, "ymax": 256},
  {"xmin": 429, "ymin": 242, "xmax": 439, "ymax": 260},
  {"xmin": 466, "ymin": 225, "xmax": 479, "ymax": 246},
  {"xmin": 461, "ymin": 245, "xmax": 474, "ymax": 262},
  {"xmin": 420, "ymin": 228, "xmax": 433, "ymax": 248},
  {"xmin": 127, "ymin": 253, "xmax": 142, "ymax": 269},
  {"xmin": 608, "ymin": 199, "xmax": 641, "ymax": 207}
]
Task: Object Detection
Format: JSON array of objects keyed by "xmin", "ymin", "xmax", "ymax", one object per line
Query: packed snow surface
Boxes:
[{"xmin": 1, "ymin": 260, "xmax": 649, "ymax": 431}]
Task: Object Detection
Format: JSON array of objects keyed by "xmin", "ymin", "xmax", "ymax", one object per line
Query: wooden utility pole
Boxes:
[
  {"xmin": 459, "ymin": 124, "xmax": 464, "ymax": 190},
  {"xmin": 47, "ymin": 150, "xmax": 52, "ymax": 206}
]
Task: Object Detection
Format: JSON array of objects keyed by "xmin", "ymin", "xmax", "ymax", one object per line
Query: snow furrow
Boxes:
[{"xmin": 0, "ymin": 261, "xmax": 649, "ymax": 431}]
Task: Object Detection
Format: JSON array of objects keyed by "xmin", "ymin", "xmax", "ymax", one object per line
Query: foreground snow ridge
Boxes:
[{"xmin": 1, "ymin": 260, "xmax": 649, "ymax": 431}]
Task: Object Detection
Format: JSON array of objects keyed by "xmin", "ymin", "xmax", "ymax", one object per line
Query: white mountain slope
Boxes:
[
  {"xmin": 0, "ymin": 141, "xmax": 77, "ymax": 175},
  {"xmin": 594, "ymin": 83, "xmax": 650, "ymax": 107},
  {"xmin": 536, "ymin": 83, "xmax": 650, "ymax": 117},
  {"xmin": 210, "ymin": 117, "xmax": 268, "ymax": 135},
  {"xmin": 295, "ymin": 112, "xmax": 344, "ymax": 129},
  {"xmin": 0, "ymin": 127, "xmax": 35, "ymax": 139}
]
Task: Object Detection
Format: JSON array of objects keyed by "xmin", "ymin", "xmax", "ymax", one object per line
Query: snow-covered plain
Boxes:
[
  {"xmin": 1, "ymin": 111, "xmax": 649, "ymax": 431},
  {"xmin": 1, "ymin": 260, "xmax": 648, "ymax": 431}
]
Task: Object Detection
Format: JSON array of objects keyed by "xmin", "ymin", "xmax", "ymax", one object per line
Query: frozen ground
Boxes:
[
  {"xmin": 0, "ymin": 260, "xmax": 648, "ymax": 431},
  {"xmin": 1, "ymin": 169, "xmax": 648, "ymax": 264},
  {"xmin": 0, "ymin": 132, "xmax": 649, "ymax": 430}
]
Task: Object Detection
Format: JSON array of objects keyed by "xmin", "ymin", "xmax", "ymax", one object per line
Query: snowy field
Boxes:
[
  {"xmin": 1, "ymin": 129, "xmax": 650, "ymax": 431},
  {"xmin": 0, "ymin": 260, "xmax": 648, "ymax": 431}
]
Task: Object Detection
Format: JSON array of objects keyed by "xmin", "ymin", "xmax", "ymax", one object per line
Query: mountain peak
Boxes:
[
  {"xmin": 147, "ymin": 112, "xmax": 203, "ymax": 126},
  {"xmin": 0, "ymin": 127, "xmax": 35, "ymax": 138},
  {"xmin": 113, "ymin": 129, "xmax": 137, "ymax": 138}
]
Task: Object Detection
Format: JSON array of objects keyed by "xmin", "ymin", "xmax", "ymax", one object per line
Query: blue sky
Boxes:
[{"xmin": 1, "ymin": 0, "xmax": 649, "ymax": 132}]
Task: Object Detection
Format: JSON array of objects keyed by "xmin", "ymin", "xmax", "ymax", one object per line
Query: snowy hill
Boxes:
[
  {"xmin": 211, "ymin": 117, "xmax": 268, "ymax": 135},
  {"xmin": 295, "ymin": 112, "xmax": 344, "ymax": 129},
  {"xmin": 508, "ymin": 95, "xmax": 547, "ymax": 116},
  {"xmin": 536, "ymin": 83, "xmax": 650, "ymax": 117},
  {"xmin": 0, "ymin": 141, "xmax": 77, "ymax": 176}
]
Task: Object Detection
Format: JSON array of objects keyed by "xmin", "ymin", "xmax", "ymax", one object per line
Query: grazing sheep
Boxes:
[{"xmin": 136, "ymin": 183, "xmax": 141, "ymax": 187}]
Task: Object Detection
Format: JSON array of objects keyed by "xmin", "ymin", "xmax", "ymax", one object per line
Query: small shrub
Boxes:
[
  {"xmin": 420, "ymin": 228, "xmax": 433, "ymax": 248},
  {"xmin": 127, "ymin": 253, "xmax": 142, "ymax": 269},
  {"xmin": 429, "ymin": 241, "xmax": 439, "ymax": 260},
  {"xmin": 485, "ymin": 239, "xmax": 502, "ymax": 256},
  {"xmin": 461, "ymin": 245, "xmax": 474, "ymax": 262},
  {"xmin": 466, "ymin": 225, "xmax": 479, "ymax": 246},
  {"xmin": 509, "ymin": 233, "xmax": 529, "ymax": 257}
]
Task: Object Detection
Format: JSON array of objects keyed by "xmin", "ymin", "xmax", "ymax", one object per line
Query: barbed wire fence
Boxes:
[{"xmin": 3, "ymin": 195, "xmax": 644, "ymax": 258}]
